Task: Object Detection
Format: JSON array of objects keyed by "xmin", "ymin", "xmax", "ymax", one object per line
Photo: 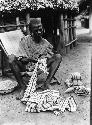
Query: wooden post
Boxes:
[
  {"xmin": 70, "ymin": 17, "xmax": 73, "ymax": 49},
  {"xmin": 64, "ymin": 14, "xmax": 70, "ymax": 53},
  {"xmin": 72, "ymin": 17, "xmax": 77, "ymax": 47},
  {"xmin": 70, "ymin": 17, "xmax": 73, "ymax": 41},
  {"xmin": 67, "ymin": 19, "xmax": 70, "ymax": 42},
  {"xmin": 26, "ymin": 13, "xmax": 30, "ymax": 35},
  {"xmin": 57, "ymin": 14, "xmax": 65, "ymax": 54},
  {"xmin": 64, "ymin": 14, "xmax": 68, "ymax": 43},
  {"xmin": 61, "ymin": 14, "xmax": 65, "ymax": 42},
  {"xmin": 69, "ymin": 18, "xmax": 71, "ymax": 41},
  {"xmin": 0, "ymin": 15, "xmax": 4, "ymax": 33},
  {"xmin": 16, "ymin": 17, "xmax": 20, "ymax": 30},
  {"xmin": 72, "ymin": 20, "xmax": 75, "ymax": 39},
  {"xmin": 89, "ymin": 6, "xmax": 92, "ymax": 35},
  {"xmin": 0, "ymin": 49, "xmax": 1, "ymax": 69},
  {"xmin": 1, "ymin": 49, "xmax": 5, "ymax": 76}
]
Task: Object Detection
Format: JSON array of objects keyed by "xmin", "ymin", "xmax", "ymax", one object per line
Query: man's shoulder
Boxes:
[
  {"xmin": 20, "ymin": 35, "xmax": 33, "ymax": 44},
  {"xmin": 21, "ymin": 35, "xmax": 32, "ymax": 41}
]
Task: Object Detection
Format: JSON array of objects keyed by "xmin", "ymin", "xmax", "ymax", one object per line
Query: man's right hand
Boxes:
[
  {"xmin": 18, "ymin": 56, "xmax": 38, "ymax": 64},
  {"xmin": 20, "ymin": 57, "xmax": 29, "ymax": 63},
  {"xmin": 29, "ymin": 58, "xmax": 38, "ymax": 63}
]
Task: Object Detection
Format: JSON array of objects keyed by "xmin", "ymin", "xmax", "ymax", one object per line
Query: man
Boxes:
[{"xmin": 8, "ymin": 18, "xmax": 62, "ymax": 99}]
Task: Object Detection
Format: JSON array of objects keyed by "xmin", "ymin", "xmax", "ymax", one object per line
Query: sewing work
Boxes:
[{"xmin": 21, "ymin": 58, "xmax": 77, "ymax": 115}]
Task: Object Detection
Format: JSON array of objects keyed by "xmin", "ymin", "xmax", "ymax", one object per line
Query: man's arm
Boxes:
[
  {"xmin": 17, "ymin": 56, "xmax": 38, "ymax": 64},
  {"xmin": 38, "ymin": 39, "xmax": 55, "ymax": 59}
]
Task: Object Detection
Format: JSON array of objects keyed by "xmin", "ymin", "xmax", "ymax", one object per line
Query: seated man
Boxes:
[{"xmin": 8, "ymin": 18, "xmax": 62, "ymax": 99}]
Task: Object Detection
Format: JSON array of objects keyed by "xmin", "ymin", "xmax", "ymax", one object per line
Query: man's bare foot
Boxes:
[
  {"xmin": 36, "ymin": 83, "xmax": 43, "ymax": 89},
  {"xmin": 50, "ymin": 77, "xmax": 57, "ymax": 85},
  {"xmin": 42, "ymin": 83, "xmax": 49, "ymax": 90},
  {"xmin": 16, "ymin": 89, "xmax": 25, "ymax": 100}
]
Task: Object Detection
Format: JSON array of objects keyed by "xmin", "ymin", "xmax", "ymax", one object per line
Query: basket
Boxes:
[{"xmin": 0, "ymin": 78, "xmax": 18, "ymax": 94}]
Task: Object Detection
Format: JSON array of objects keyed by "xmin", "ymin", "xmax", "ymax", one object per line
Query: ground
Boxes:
[{"xmin": 0, "ymin": 28, "xmax": 91, "ymax": 125}]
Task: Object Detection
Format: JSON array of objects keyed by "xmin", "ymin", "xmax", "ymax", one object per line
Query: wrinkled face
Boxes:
[{"xmin": 32, "ymin": 24, "xmax": 43, "ymax": 38}]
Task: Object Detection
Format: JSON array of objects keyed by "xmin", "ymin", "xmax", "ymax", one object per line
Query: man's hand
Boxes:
[
  {"xmin": 18, "ymin": 56, "xmax": 29, "ymax": 64},
  {"xmin": 18, "ymin": 56, "xmax": 38, "ymax": 64}
]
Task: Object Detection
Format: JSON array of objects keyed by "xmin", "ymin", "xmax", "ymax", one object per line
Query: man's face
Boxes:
[{"xmin": 32, "ymin": 24, "xmax": 43, "ymax": 38}]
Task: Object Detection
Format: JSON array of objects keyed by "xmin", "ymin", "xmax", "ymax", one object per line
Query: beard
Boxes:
[
  {"xmin": 37, "ymin": 36, "xmax": 41, "ymax": 43},
  {"xmin": 33, "ymin": 33, "xmax": 42, "ymax": 43}
]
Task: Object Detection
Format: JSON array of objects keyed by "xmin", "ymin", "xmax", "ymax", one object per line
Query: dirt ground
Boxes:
[{"xmin": 0, "ymin": 28, "xmax": 91, "ymax": 125}]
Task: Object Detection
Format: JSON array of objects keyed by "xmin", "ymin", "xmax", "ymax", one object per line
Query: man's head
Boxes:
[{"xmin": 29, "ymin": 18, "xmax": 43, "ymax": 39}]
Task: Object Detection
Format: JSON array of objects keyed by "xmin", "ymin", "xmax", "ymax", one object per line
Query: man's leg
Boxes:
[
  {"xmin": 43, "ymin": 54, "xmax": 62, "ymax": 89},
  {"xmin": 8, "ymin": 55, "xmax": 26, "ymax": 99}
]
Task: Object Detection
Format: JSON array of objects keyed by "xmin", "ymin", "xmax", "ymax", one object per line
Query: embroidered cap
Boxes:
[{"xmin": 30, "ymin": 18, "xmax": 42, "ymax": 27}]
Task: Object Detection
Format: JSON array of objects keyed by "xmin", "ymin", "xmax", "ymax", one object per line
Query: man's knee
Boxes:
[
  {"xmin": 8, "ymin": 54, "xmax": 16, "ymax": 63},
  {"xmin": 55, "ymin": 54, "xmax": 62, "ymax": 61}
]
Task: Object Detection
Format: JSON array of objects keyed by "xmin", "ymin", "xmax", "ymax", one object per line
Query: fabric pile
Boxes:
[
  {"xmin": 65, "ymin": 72, "xmax": 90, "ymax": 96},
  {"xmin": 21, "ymin": 58, "xmax": 77, "ymax": 115},
  {"xmin": 21, "ymin": 90, "xmax": 77, "ymax": 115}
]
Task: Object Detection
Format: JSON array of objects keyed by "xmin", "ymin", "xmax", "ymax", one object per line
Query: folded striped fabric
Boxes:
[{"xmin": 21, "ymin": 89, "xmax": 77, "ymax": 115}]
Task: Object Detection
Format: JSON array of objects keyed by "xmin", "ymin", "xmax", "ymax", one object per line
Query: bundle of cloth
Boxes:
[{"xmin": 21, "ymin": 58, "xmax": 77, "ymax": 115}]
